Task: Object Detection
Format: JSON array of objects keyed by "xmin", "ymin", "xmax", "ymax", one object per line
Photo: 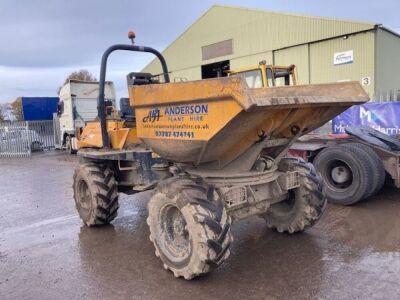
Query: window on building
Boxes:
[{"xmin": 201, "ymin": 60, "xmax": 230, "ymax": 79}]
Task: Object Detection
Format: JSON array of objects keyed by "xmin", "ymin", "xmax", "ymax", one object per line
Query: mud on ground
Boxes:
[{"xmin": 0, "ymin": 152, "xmax": 399, "ymax": 299}]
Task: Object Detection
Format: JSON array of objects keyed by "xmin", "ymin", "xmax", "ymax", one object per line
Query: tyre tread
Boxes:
[
  {"xmin": 148, "ymin": 176, "xmax": 232, "ymax": 279},
  {"xmin": 73, "ymin": 163, "xmax": 119, "ymax": 226},
  {"xmin": 263, "ymin": 157, "xmax": 326, "ymax": 233}
]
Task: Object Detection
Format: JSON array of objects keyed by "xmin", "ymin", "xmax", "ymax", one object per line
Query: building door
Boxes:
[{"xmin": 201, "ymin": 60, "xmax": 230, "ymax": 79}]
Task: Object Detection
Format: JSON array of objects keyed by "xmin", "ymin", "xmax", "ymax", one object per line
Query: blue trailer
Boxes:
[{"xmin": 21, "ymin": 97, "xmax": 59, "ymax": 121}]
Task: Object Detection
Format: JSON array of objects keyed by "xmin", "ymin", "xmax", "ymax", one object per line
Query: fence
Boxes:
[
  {"xmin": 373, "ymin": 89, "xmax": 400, "ymax": 102},
  {"xmin": 0, "ymin": 120, "xmax": 55, "ymax": 157}
]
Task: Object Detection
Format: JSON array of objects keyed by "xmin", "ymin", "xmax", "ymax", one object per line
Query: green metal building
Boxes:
[{"xmin": 143, "ymin": 5, "xmax": 400, "ymax": 101}]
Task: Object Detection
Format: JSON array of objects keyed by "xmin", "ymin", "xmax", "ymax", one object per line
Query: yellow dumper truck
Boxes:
[
  {"xmin": 72, "ymin": 33, "xmax": 369, "ymax": 279},
  {"xmin": 228, "ymin": 60, "xmax": 297, "ymax": 88}
]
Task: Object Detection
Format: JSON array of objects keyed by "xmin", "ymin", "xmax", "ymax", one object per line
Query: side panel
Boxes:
[
  {"xmin": 59, "ymin": 81, "xmax": 117, "ymax": 135},
  {"xmin": 274, "ymin": 45, "xmax": 309, "ymax": 85},
  {"xmin": 73, "ymin": 98, "xmax": 98, "ymax": 122},
  {"xmin": 135, "ymin": 100, "xmax": 242, "ymax": 141},
  {"xmin": 129, "ymin": 78, "xmax": 367, "ymax": 165},
  {"xmin": 310, "ymin": 32, "xmax": 375, "ymax": 97},
  {"xmin": 375, "ymin": 28, "xmax": 400, "ymax": 101},
  {"xmin": 169, "ymin": 67, "xmax": 201, "ymax": 82},
  {"xmin": 59, "ymin": 97, "xmax": 74, "ymax": 133},
  {"xmin": 21, "ymin": 97, "xmax": 59, "ymax": 121},
  {"xmin": 76, "ymin": 121, "xmax": 139, "ymax": 150},
  {"xmin": 229, "ymin": 51, "xmax": 273, "ymax": 70},
  {"xmin": 70, "ymin": 81, "xmax": 116, "ymax": 100}
]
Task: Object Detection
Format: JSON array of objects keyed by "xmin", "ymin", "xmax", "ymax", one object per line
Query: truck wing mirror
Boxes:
[{"xmin": 57, "ymin": 102, "xmax": 64, "ymax": 116}]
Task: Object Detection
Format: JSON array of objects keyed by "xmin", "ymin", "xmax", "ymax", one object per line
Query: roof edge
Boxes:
[
  {"xmin": 143, "ymin": 4, "xmax": 378, "ymax": 71},
  {"xmin": 378, "ymin": 25, "xmax": 400, "ymax": 39},
  {"xmin": 142, "ymin": 5, "xmax": 214, "ymax": 71},
  {"xmin": 212, "ymin": 4, "xmax": 376, "ymax": 26}
]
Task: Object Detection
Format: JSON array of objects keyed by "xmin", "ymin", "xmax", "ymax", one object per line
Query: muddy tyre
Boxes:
[
  {"xmin": 73, "ymin": 163, "xmax": 119, "ymax": 226},
  {"xmin": 313, "ymin": 145, "xmax": 374, "ymax": 205},
  {"xmin": 147, "ymin": 176, "xmax": 232, "ymax": 280},
  {"xmin": 342, "ymin": 143, "xmax": 385, "ymax": 196},
  {"xmin": 262, "ymin": 157, "xmax": 326, "ymax": 233}
]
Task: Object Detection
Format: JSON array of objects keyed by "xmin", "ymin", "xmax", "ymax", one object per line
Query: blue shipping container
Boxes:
[{"xmin": 21, "ymin": 97, "xmax": 59, "ymax": 121}]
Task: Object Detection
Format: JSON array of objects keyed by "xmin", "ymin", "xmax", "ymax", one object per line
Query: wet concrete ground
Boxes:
[{"xmin": 1, "ymin": 152, "xmax": 400, "ymax": 300}]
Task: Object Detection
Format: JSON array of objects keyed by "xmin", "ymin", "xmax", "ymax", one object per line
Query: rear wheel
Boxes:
[
  {"xmin": 313, "ymin": 145, "xmax": 374, "ymax": 205},
  {"xmin": 342, "ymin": 143, "xmax": 385, "ymax": 195},
  {"xmin": 147, "ymin": 176, "xmax": 232, "ymax": 280},
  {"xmin": 73, "ymin": 162, "xmax": 119, "ymax": 226},
  {"xmin": 262, "ymin": 157, "xmax": 326, "ymax": 233}
]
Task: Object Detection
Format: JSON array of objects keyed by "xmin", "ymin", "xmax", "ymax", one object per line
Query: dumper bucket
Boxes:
[{"xmin": 129, "ymin": 77, "xmax": 368, "ymax": 166}]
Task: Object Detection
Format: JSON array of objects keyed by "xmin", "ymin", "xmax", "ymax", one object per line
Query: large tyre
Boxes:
[
  {"xmin": 313, "ymin": 145, "xmax": 374, "ymax": 205},
  {"xmin": 147, "ymin": 176, "xmax": 232, "ymax": 280},
  {"xmin": 73, "ymin": 163, "xmax": 119, "ymax": 226},
  {"xmin": 342, "ymin": 143, "xmax": 385, "ymax": 195},
  {"xmin": 262, "ymin": 157, "xmax": 326, "ymax": 233}
]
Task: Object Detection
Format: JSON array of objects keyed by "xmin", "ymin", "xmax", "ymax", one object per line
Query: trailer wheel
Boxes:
[
  {"xmin": 147, "ymin": 176, "xmax": 232, "ymax": 280},
  {"xmin": 73, "ymin": 163, "xmax": 119, "ymax": 226},
  {"xmin": 262, "ymin": 157, "xmax": 326, "ymax": 233},
  {"xmin": 313, "ymin": 145, "xmax": 374, "ymax": 205},
  {"xmin": 342, "ymin": 143, "xmax": 385, "ymax": 195},
  {"xmin": 66, "ymin": 136, "xmax": 77, "ymax": 154}
]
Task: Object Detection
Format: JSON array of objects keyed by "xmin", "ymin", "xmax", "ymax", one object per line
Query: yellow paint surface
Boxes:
[
  {"xmin": 76, "ymin": 120, "xmax": 139, "ymax": 149},
  {"xmin": 135, "ymin": 100, "xmax": 242, "ymax": 141}
]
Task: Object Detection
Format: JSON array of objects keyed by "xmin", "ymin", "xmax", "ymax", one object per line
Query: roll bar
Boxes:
[{"xmin": 97, "ymin": 43, "xmax": 170, "ymax": 148}]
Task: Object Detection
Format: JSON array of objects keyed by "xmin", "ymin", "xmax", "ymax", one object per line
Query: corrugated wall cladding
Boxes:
[
  {"xmin": 376, "ymin": 29, "xmax": 400, "ymax": 101},
  {"xmin": 274, "ymin": 45, "xmax": 310, "ymax": 85},
  {"xmin": 143, "ymin": 5, "xmax": 374, "ymax": 79},
  {"xmin": 170, "ymin": 68, "xmax": 200, "ymax": 82},
  {"xmin": 230, "ymin": 51, "xmax": 273, "ymax": 70},
  {"xmin": 310, "ymin": 32, "xmax": 375, "ymax": 96},
  {"xmin": 202, "ymin": 39, "xmax": 233, "ymax": 60}
]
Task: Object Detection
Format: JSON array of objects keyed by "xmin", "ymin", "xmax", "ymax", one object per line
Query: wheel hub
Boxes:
[
  {"xmin": 161, "ymin": 205, "xmax": 191, "ymax": 263},
  {"xmin": 78, "ymin": 180, "xmax": 91, "ymax": 210},
  {"xmin": 331, "ymin": 166, "xmax": 351, "ymax": 184}
]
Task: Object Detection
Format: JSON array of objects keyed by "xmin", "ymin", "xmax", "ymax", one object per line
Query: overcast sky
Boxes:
[{"xmin": 0, "ymin": 0, "xmax": 399, "ymax": 103}]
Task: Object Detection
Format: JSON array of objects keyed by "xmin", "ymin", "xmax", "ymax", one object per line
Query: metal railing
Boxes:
[
  {"xmin": 0, "ymin": 120, "xmax": 55, "ymax": 157},
  {"xmin": 373, "ymin": 89, "xmax": 400, "ymax": 102}
]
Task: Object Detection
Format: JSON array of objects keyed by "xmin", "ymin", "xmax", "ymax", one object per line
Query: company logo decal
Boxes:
[
  {"xmin": 164, "ymin": 104, "xmax": 208, "ymax": 115},
  {"xmin": 143, "ymin": 108, "xmax": 162, "ymax": 123},
  {"xmin": 334, "ymin": 50, "xmax": 354, "ymax": 65}
]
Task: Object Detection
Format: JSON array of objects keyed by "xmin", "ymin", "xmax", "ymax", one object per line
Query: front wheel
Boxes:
[
  {"xmin": 262, "ymin": 157, "xmax": 326, "ymax": 233},
  {"xmin": 73, "ymin": 162, "xmax": 119, "ymax": 226},
  {"xmin": 147, "ymin": 176, "xmax": 232, "ymax": 280}
]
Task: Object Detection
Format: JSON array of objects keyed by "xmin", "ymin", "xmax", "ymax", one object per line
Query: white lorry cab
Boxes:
[{"xmin": 54, "ymin": 80, "xmax": 116, "ymax": 153}]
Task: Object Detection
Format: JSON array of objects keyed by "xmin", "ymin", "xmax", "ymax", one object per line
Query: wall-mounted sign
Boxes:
[
  {"xmin": 361, "ymin": 77, "xmax": 371, "ymax": 86},
  {"xmin": 334, "ymin": 50, "xmax": 354, "ymax": 65},
  {"xmin": 202, "ymin": 39, "xmax": 233, "ymax": 61}
]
